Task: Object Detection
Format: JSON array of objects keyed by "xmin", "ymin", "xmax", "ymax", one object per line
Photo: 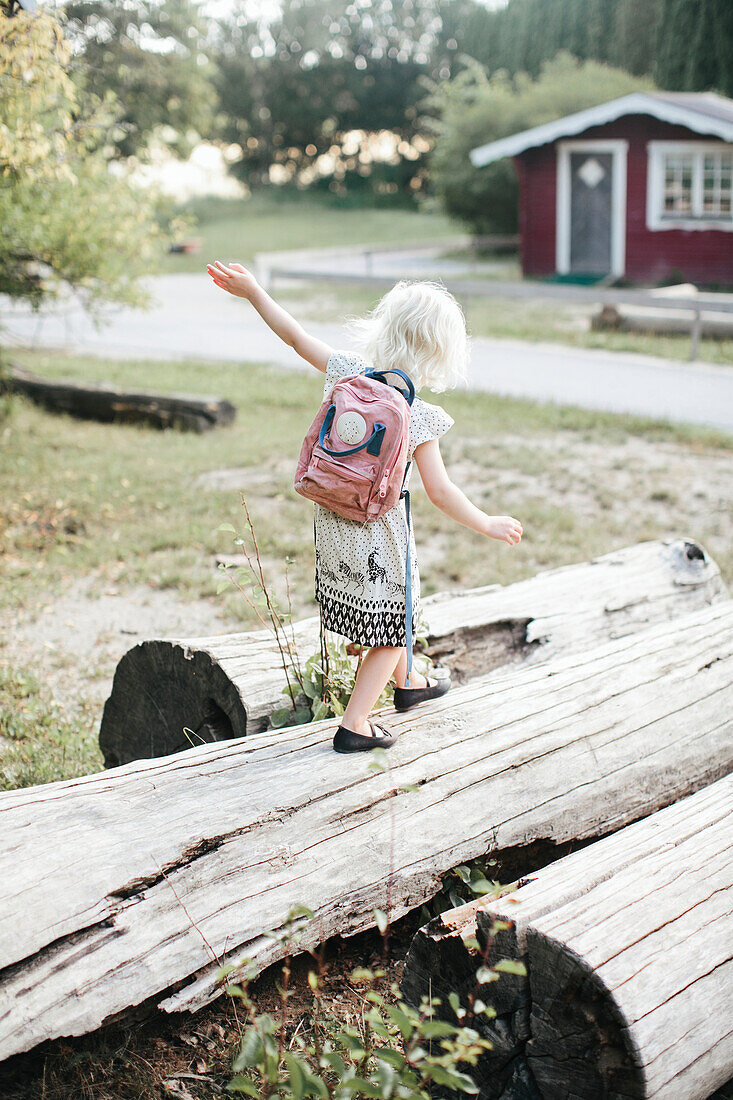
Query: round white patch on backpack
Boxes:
[{"xmin": 335, "ymin": 411, "xmax": 367, "ymax": 445}]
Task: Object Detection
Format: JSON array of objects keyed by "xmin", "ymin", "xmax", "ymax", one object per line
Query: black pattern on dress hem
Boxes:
[{"xmin": 317, "ymin": 591, "xmax": 417, "ymax": 648}]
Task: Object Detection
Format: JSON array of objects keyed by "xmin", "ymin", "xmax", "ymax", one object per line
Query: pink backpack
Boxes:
[
  {"xmin": 294, "ymin": 366, "xmax": 417, "ymax": 682},
  {"xmin": 294, "ymin": 368, "xmax": 414, "ymax": 523}
]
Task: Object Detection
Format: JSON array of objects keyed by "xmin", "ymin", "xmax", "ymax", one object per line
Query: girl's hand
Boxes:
[
  {"xmin": 206, "ymin": 260, "xmax": 259, "ymax": 300},
  {"xmin": 485, "ymin": 515, "xmax": 523, "ymax": 545}
]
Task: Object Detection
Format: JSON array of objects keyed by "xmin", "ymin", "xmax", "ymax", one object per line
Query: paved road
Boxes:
[{"xmin": 3, "ymin": 273, "xmax": 732, "ymax": 432}]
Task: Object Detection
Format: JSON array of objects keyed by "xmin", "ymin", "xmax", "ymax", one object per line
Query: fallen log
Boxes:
[
  {"xmin": 401, "ymin": 773, "xmax": 733, "ymax": 1100},
  {"xmin": 1, "ymin": 364, "xmax": 236, "ymax": 432},
  {"xmin": 1, "ymin": 601, "xmax": 732, "ymax": 1061},
  {"xmin": 99, "ymin": 536, "xmax": 725, "ymax": 766}
]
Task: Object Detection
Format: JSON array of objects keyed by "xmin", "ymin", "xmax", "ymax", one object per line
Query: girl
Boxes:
[{"xmin": 207, "ymin": 260, "xmax": 523, "ymax": 753}]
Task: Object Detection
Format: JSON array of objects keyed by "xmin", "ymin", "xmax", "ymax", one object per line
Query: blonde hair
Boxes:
[{"xmin": 347, "ymin": 280, "xmax": 470, "ymax": 393}]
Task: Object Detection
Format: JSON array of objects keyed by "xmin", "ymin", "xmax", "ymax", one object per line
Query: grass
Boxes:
[
  {"xmin": 160, "ymin": 193, "xmax": 461, "ymax": 274},
  {"xmin": 2, "ymin": 346, "xmax": 731, "ymax": 792},
  {"xmin": 0, "ymin": 667, "xmax": 99, "ymax": 791},
  {"xmin": 157, "ymin": 192, "xmax": 731, "ymax": 363},
  {"xmin": 273, "ymin": 280, "xmax": 733, "ymax": 366},
  {"xmin": 1, "ymin": 346, "xmax": 732, "ymax": 1097}
]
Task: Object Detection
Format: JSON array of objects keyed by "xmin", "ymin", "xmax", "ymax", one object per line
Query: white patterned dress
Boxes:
[{"xmin": 314, "ymin": 350, "xmax": 454, "ymax": 647}]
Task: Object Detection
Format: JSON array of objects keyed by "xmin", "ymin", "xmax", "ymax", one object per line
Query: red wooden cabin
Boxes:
[{"xmin": 470, "ymin": 92, "xmax": 733, "ymax": 285}]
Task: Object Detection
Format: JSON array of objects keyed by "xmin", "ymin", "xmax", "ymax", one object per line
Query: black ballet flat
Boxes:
[
  {"xmin": 393, "ymin": 671, "xmax": 452, "ymax": 712},
  {"xmin": 333, "ymin": 721, "xmax": 395, "ymax": 754}
]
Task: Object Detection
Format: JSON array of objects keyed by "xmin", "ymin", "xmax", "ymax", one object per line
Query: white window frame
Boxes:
[
  {"xmin": 647, "ymin": 140, "xmax": 733, "ymax": 232},
  {"xmin": 556, "ymin": 140, "xmax": 628, "ymax": 278}
]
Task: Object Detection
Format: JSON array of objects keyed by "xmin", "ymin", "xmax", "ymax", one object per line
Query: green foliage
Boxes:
[
  {"xmin": 218, "ymin": 510, "xmax": 434, "ymax": 731},
  {"xmin": 220, "ymin": 905, "xmax": 498, "ymax": 1099},
  {"xmin": 0, "ymin": 666, "xmax": 100, "ymax": 790},
  {"xmin": 62, "ymin": 0, "xmax": 218, "ymax": 160},
  {"xmin": 427, "ymin": 52, "xmax": 654, "ymax": 234},
  {"xmin": 0, "ymin": 8, "xmax": 170, "ymax": 311},
  {"xmin": 656, "ymin": 0, "xmax": 733, "ymax": 95},
  {"xmin": 211, "ymin": 0, "xmax": 465, "ymax": 202}
]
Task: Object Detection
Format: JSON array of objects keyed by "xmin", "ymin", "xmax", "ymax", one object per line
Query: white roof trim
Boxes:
[{"xmin": 469, "ymin": 93, "xmax": 733, "ymax": 167}]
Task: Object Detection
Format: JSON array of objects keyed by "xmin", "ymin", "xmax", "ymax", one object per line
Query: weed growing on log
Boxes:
[{"xmin": 218, "ymin": 494, "xmax": 433, "ymax": 730}]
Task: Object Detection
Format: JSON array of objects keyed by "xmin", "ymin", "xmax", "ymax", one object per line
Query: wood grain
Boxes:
[
  {"xmin": 1, "ymin": 601, "xmax": 731, "ymax": 1061},
  {"xmin": 402, "ymin": 775, "xmax": 733, "ymax": 1099},
  {"xmin": 99, "ymin": 537, "xmax": 726, "ymax": 765}
]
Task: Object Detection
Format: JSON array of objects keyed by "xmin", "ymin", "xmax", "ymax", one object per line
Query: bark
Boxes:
[
  {"xmin": 99, "ymin": 537, "xmax": 726, "ymax": 766},
  {"xmin": 2, "ymin": 364, "xmax": 236, "ymax": 432},
  {"xmin": 402, "ymin": 775, "xmax": 733, "ymax": 1099},
  {"xmin": 1, "ymin": 601, "xmax": 731, "ymax": 1061}
]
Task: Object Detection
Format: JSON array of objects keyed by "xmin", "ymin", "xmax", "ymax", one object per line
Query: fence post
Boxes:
[{"xmin": 689, "ymin": 304, "xmax": 702, "ymax": 362}]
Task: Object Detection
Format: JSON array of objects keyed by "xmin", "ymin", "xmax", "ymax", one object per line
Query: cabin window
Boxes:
[{"xmin": 648, "ymin": 141, "xmax": 733, "ymax": 231}]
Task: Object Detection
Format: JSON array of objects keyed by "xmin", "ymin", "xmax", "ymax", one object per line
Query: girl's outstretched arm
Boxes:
[
  {"xmin": 206, "ymin": 259, "xmax": 333, "ymax": 373},
  {"xmin": 414, "ymin": 438, "xmax": 523, "ymax": 545}
]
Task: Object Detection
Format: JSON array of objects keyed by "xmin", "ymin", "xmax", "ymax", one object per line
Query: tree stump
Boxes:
[
  {"xmin": 1, "ymin": 601, "xmax": 731, "ymax": 1060},
  {"xmin": 99, "ymin": 537, "xmax": 726, "ymax": 766}
]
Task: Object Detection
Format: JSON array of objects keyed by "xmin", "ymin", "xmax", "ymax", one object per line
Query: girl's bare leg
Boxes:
[
  {"xmin": 341, "ymin": 646, "xmax": 403, "ymax": 736},
  {"xmin": 392, "ymin": 649, "xmax": 428, "ymax": 690}
]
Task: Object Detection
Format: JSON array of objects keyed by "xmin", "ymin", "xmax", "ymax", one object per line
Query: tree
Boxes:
[
  {"xmin": 655, "ymin": 0, "xmax": 700, "ymax": 90},
  {"xmin": 0, "ymin": 7, "xmax": 170, "ymax": 314},
  {"xmin": 211, "ymin": 0, "xmax": 455, "ymax": 201},
  {"xmin": 427, "ymin": 52, "xmax": 654, "ymax": 235},
  {"xmin": 62, "ymin": 0, "xmax": 218, "ymax": 160}
]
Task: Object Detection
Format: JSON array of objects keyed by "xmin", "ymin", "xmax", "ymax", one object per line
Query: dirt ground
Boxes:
[{"xmin": 3, "ymin": 428, "xmax": 730, "ymax": 728}]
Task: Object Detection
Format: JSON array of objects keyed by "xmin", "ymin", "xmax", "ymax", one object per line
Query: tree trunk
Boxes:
[
  {"xmin": 1, "ymin": 601, "xmax": 731, "ymax": 1061},
  {"xmin": 98, "ymin": 537, "xmax": 725, "ymax": 766},
  {"xmin": 401, "ymin": 774, "xmax": 733, "ymax": 1100},
  {"xmin": 1, "ymin": 363, "xmax": 236, "ymax": 432}
]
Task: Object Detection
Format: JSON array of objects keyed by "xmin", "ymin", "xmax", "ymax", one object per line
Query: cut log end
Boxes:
[
  {"xmin": 99, "ymin": 641, "xmax": 247, "ymax": 767},
  {"xmin": 524, "ymin": 934, "xmax": 642, "ymax": 1099}
]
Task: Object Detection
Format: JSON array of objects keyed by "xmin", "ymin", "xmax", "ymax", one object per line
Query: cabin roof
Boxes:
[{"xmin": 469, "ymin": 92, "xmax": 733, "ymax": 167}]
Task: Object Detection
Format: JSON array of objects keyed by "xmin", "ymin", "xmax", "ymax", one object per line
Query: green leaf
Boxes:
[
  {"xmin": 288, "ymin": 903, "xmax": 315, "ymax": 921},
  {"xmin": 233, "ymin": 1027, "xmax": 264, "ymax": 1071},
  {"xmin": 284, "ymin": 1053, "xmax": 307, "ymax": 1100},
  {"xmin": 375, "ymin": 1045, "xmax": 405, "ymax": 1069},
  {"xmin": 292, "ymin": 706, "xmax": 312, "ymax": 725},
  {"xmin": 469, "ymin": 878, "xmax": 496, "ymax": 896},
  {"xmin": 311, "ymin": 700, "xmax": 330, "ymax": 721},
  {"xmin": 427, "ymin": 1066, "xmax": 479, "ymax": 1093},
  {"xmin": 216, "ymin": 580, "xmax": 231, "ymax": 595},
  {"xmin": 339, "ymin": 1079, "xmax": 382, "ymax": 1097},
  {"xmin": 321, "ymin": 1051, "xmax": 347, "ymax": 1076},
  {"xmin": 269, "ymin": 708, "xmax": 292, "ymax": 729},
  {"xmin": 301, "ymin": 677, "xmax": 318, "ymax": 699},
  {"xmin": 475, "ymin": 967, "xmax": 500, "ymax": 985},
  {"xmin": 336, "ymin": 1030, "xmax": 366, "ymax": 1057},
  {"xmin": 419, "ymin": 1020, "xmax": 457, "ymax": 1038},
  {"xmin": 453, "ymin": 865, "xmax": 471, "ymax": 884},
  {"xmin": 227, "ymin": 1075, "xmax": 260, "ymax": 1095},
  {"xmin": 218, "ymin": 523, "xmax": 237, "ymax": 534},
  {"xmin": 493, "ymin": 959, "xmax": 527, "ymax": 976},
  {"xmin": 448, "ymin": 992, "xmax": 466, "ymax": 1019},
  {"xmin": 385, "ymin": 1005, "xmax": 414, "ymax": 1039},
  {"xmin": 350, "ymin": 967, "xmax": 374, "ymax": 982},
  {"xmin": 304, "ymin": 1071, "xmax": 329, "ymax": 1098}
]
